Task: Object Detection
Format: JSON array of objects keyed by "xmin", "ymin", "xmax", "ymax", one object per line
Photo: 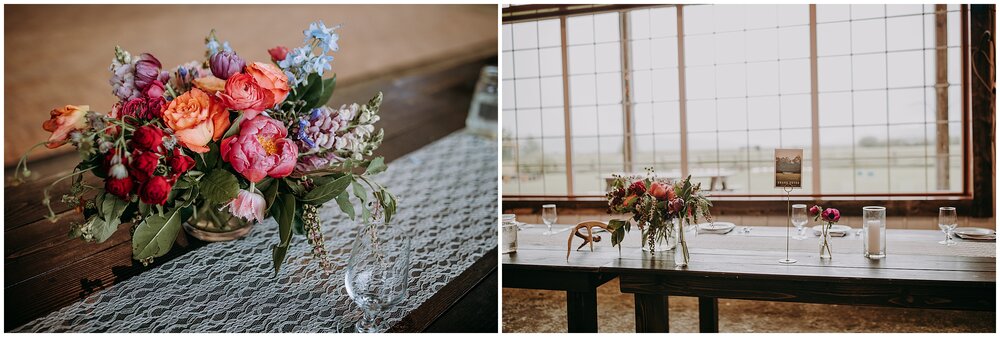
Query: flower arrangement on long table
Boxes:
[
  {"xmin": 605, "ymin": 170, "xmax": 712, "ymax": 265},
  {"xmin": 12, "ymin": 21, "xmax": 395, "ymax": 273}
]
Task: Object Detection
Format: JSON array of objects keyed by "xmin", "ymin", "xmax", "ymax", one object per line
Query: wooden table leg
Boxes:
[
  {"xmin": 566, "ymin": 290, "xmax": 598, "ymax": 333},
  {"xmin": 698, "ymin": 297, "xmax": 719, "ymax": 333},
  {"xmin": 634, "ymin": 294, "xmax": 668, "ymax": 332}
]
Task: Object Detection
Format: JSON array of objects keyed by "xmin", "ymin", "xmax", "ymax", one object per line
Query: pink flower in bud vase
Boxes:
[
  {"xmin": 220, "ymin": 115, "xmax": 298, "ymax": 183},
  {"xmin": 809, "ymin": 205, "xmax": 821, "ymax": 217},
  {"xmin": 268, "ymin": 46, "xmax": 290, "ymax": 62},
  {"xmin": 223, "ymin": 189, "xmax": 266, "ymax": 222},
  {"xmin": 822, "ymin": 208, "xmax": 841, "ymax": 223}
]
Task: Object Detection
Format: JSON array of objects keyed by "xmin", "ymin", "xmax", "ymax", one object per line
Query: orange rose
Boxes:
[
  {"xmin": 245, "ymin": 62, "xmax": 290, "ymax": 104},
  {"xmin": 162, "ymin": 88, "xmax": 230, "ymax": 153},
  {"xmin": 192, "ymin": 76, "xmax": 227, "ymax": 95},
  {"xmin": 42, "ymin": 105, "xmax": 89, "ymax": 148}
]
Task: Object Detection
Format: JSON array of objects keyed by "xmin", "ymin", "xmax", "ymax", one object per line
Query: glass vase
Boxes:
[
  {"xmin": 181, "ymin": 201, "xmax": 254, "ymax": 242},
  {"xmin": 641, "ymin": 220, "xmax": 676, "ymax": 252},
  {"xmin": 818, "ymin": 223, "xmax": 833, "ymax": 259},
  {"xmin": 673, "ymin": 219, "xmax": 689, "ymax": 267}
]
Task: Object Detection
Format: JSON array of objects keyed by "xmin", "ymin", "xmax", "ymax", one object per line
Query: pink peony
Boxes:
[
  {"xmin": 223, "ymin": 188, "xmax": 266, "ymax": 222},
  {"xmin": 220, "ymin": 115, "xmax": 298, "ymax": 183}
]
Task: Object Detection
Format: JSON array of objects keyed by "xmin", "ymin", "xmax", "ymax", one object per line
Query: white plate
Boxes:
[
  {"xmin": 953, "ymin": 227, "xmax": 995, "ymax": 236},
  {"xmin": 698, "ymin": 222, "xmax": 736, "ymax": 232},
  {"xmin": 812, "ymin": 224, "xmax": 851, "ymax": 236}
]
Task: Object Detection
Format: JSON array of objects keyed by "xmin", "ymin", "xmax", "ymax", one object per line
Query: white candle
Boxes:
[{"xmin": 866, "ymin": 220, "xmax": 881, "ymax": 254}]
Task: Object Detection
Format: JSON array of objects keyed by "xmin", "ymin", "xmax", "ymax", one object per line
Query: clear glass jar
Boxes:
[
  {"xmin": 501, "ymin": 213, "xmax": 518, "ymax": 254},
  {"xmin": 863, "ymin": 206, "xmax": 886, "ymax": 259},
  {"xmin": 466, "ymin": 66, "xmax": 498, "ymax": 139}
]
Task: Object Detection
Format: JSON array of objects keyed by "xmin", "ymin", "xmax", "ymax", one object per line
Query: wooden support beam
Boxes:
[{"xmin": 969, "ymin": 5, "xmax": 995, "ymax": 217}]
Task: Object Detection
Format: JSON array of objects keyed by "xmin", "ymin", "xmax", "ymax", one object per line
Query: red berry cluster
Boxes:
[{"xmin": 104, "ymin": 125, "xmax": 195, "ymax": 205}]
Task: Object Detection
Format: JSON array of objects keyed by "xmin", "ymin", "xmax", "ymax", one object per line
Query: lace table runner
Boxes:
[{"xmin": 14, "ymin": 130, "xmax": 498, "ymax": 333}]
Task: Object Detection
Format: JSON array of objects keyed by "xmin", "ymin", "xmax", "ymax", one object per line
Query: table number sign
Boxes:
[
  {"xmin": 775, "ymin": 149, "xmax": 803, "ymax": 264},
  {"xmin": 774, "ymin": 149, "xmax": 803, "ymax": 188}
]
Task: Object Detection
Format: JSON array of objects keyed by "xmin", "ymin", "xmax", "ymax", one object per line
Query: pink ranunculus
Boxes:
[
  {"xmin": 220, "ymin": 115, "xmax": 298, "ymax": 183},
  {"xmin": 649, "ymin": 182, "xmax": 668, "ymax": 200},
  {"xmin": 223, "ymin": 188, "xmax": 266, "ymax": 222},
  {"xmin": 218, "ymin": 73, "xmax": 273, "ymax": 119},
  {"xmin": 822, "ymin": 208, "xmax": 841, "ymax": 223}
]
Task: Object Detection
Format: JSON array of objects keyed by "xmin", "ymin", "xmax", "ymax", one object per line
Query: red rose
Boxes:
[
  {"xmin": 268, "ymin": 46, "xmax": 290, "ymax": 62},
  {"xmin": 131, "ymin": 125, "xmax": 165, "ymax": 152},
  {"xmin": 628, "ymin": 181, "xmax": 647, "ymax": 195},
  {"xmin": 105, "ymin": 177, "xmax": 134, "ymax": 199},
  {"xmin": 168, "ymin": 150, "xmax": 195, "ymax": 177},
  {"xmin": 139, "ymin": 175, "xmax": 172, "ymax": 205},
  {"xmin": 129, "ymin": 150, "xmax": 160, "ymax": 182}
]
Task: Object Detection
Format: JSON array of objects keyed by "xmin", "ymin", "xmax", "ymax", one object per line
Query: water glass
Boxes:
[
  {"xmin": 465, "ymin": 66, "xmax": 498, "ymax": 138},
  {"xmin": 791, "ymin": 204, "xmax": 808, "ymax": 240},
  {"xmin": 541, "ymin": 204, "xmax": 558, "ymax": 235},
  {"xmin": 501, "ymin": 214, "xmax": 518, "ymax": 254},
  {"xmin": 345, "ymin": 219, "xmax": 412, "ymax": 333},
  {"xmin": 863, "ymin": 206, "xmax": 886, "ymax": 259},
  {"xmin": 938, "ymin": 207, "xmax": 958, "ymax": 246}
]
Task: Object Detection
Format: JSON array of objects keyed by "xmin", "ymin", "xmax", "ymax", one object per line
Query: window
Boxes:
[{"xmin": 501, "ymin": 4, "xmax": 968, "ymax": 198}]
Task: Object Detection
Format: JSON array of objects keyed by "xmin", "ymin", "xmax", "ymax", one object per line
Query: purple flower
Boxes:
[
  {"xmin": 210, "ymin": 50, "xmax": 246, "ymax": 80},
  {"xmin": 134, "ymin": 53, "xmax": 162, "ymax": 91}
]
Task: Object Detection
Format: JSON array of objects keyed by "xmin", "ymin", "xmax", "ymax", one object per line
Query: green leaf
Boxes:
[
  {"xmin": 365, "ymin": 157, "xmax": 387, "ymax": 175},
  {"xmin": 199, "ymin": 170, "xmax": 240, "ymax": 204},
  {"xmin": 132, "ymin": 207, "xmax": 184, "ymax": 260},
  {"xmin": 270, "ymin": 194, "xmax": 296, "ymax": 274},
  {"xmin": 335, "ymin": 190, "xmax": 355, "ymax": 220},
  {"xmin": 203, "ymin": 142, "xmax": 221, "ymax": 170},
  {"xmin": 317, "ymin": 75, "xmax": 337, "ymax": 107},
  {"xmin": 91, "ymin": 194, "xmax": 129, "ymax": 243},
  {"xmin": 298, "ymin": 73, "xmax": 325, "ymax": 110},
  {"xmin": 301, "ymin": 174, "xmax": 352, "ymax": 205},
  {"xmin": 222, "ymin": 112, "xmax": 243, "ymax": 139},
  {"xmin": 262, "ymin": 178, "xmax": 280, "ymax": 212},
  {"xmin": 352, "ymin": 181, "xmax": 369, "ymax": 203}
]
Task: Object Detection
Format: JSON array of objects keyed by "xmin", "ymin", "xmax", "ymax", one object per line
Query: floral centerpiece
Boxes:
[
  {"xmin": 605, "ymin": 170, "xmax": 713, "ymax": 265},
  {"xmin": 809, "ymin": 205, "xmax": 840, "ymax": 259},
  {"xmin": 11, "ymin": 21, "xmax": 395, "ymax": 273}
]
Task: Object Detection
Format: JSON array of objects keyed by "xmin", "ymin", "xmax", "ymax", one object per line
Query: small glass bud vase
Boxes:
[
  {"xmin": 673, "ymin": 219, "xmax": 689, "ymax": 267},
  {"xmin": 818, "ymin": 224, "xmax": 833, "ymax": 259},
  {"xmin": 501, "ymin": 214, "xmax": 518, "ymax": 254},
  {"xmin": 863, "ymin": 206, "xmax": 886, "ymax": 259}
]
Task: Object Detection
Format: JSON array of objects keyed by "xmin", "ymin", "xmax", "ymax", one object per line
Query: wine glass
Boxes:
[
  {"xmin": 791, "ymin": 204, "xmax": 808, "ymax": 240},
  {"xmin": 541, "ymin": 204, "xmax": 558, "ymax": 235},
  {"xmin": 345, "ymin": 218, "xmax": 412, "ymax": 333},
  {"xmin": 938, "ymin": 207, "xmax": 958, "ymax": 246}
]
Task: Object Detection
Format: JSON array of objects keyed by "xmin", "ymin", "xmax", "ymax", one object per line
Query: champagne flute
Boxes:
[
  {"xmin": 791, "ymin": 204, "xmax": 808, "ymax": 240},
  {"xmin": 938, "ymin": 207, "xmax": 958, "ymax": 246},
  {"xmin": 345, "ymin": 218, "xmax": 412, "ymax": 333},
  {"xmin": 541, "ymin": 204, "xmax": 558, "ymax": 235}
]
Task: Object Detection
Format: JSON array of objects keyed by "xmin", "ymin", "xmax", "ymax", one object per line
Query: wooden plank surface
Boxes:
[{"xmin": 4, "ymin": 53, "xmax": 497, "ymax": 331}]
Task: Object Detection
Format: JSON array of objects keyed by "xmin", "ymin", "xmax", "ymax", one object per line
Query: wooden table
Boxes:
[
  {"xmin": 504, "ymin": 224, "xmax": 996, "ymax": 333},
  {"xmin": 5, "ymin": 54, "xmax": 498, "ymax": 332}
]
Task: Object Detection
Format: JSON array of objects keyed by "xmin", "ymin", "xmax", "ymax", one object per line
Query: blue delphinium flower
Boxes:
[
  {"xmin": 279, "ymin": 21, "xmax": 341, "ymax": 87},
  {"xmin": 205, "ymin": 30, "xmax": 233, "ymax": 57},
  {"xmin": 304, "ymin": 21, "xmax": 341, "ymax": 53}
]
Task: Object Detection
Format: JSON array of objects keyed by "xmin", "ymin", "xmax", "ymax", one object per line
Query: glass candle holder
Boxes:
[
  {"xmin": 863, "ymin": 206, "xmax": 886, "ymax": 259},
  {"xmin": 501, "ymin": 214, "xmax": 518, "ymax": 254}
]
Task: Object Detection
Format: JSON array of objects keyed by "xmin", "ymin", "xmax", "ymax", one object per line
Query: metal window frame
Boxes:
[{"xmin": 502, "ymin": 4, "xmax": 974, "ymax": 200}]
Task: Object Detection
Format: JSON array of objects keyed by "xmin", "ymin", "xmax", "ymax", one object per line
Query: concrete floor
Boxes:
[{"xmin": 503, "ymin": 278, "xmax": 996, "ymax": 333}]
